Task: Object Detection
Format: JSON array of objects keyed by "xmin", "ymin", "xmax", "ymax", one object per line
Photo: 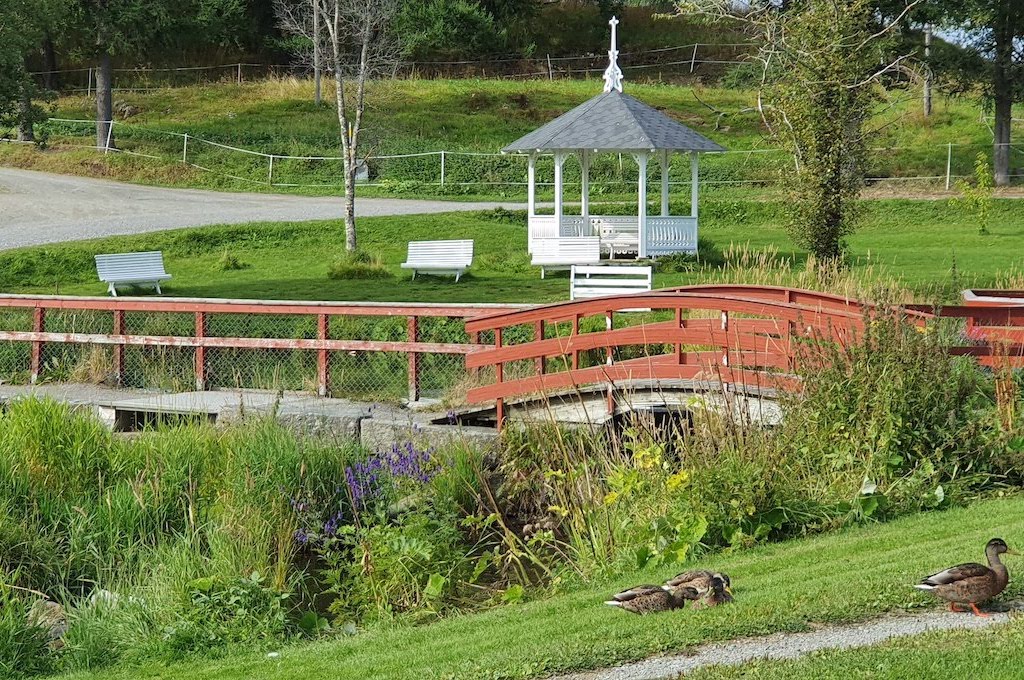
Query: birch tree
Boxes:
[{"xmin": 276, "ymin": 0, "xmax": 401, "ymax": 251}]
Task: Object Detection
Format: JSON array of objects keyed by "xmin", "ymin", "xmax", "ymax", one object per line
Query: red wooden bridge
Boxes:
[{"xmin": 465, "ymin": 285, "xmax": 1024, "ymax": 428}]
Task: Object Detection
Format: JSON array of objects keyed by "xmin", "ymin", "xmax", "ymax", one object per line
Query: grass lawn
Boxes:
[
  {"xmin": 64, "ymin": 494, "xmax": 1024, "ymax": 680},
  {"xmin": 2, "ymin": 198, "xmax": 1023, "ymax": 302}
]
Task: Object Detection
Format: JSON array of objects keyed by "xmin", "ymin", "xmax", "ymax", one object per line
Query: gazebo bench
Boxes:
[
  {"xmin": 570, "ymin": 265, "xmax": 652, "ymax": 311},
  {"xmin": 401, "ymin": 239, "xmax": 474, "ymax": 282},
  {"xmin": 95, "ymin": 251, "xmax": 172, "ymax": 296},
  {"xmin": 531, "ymin": 237, "xmax": 601, "ymax": 278}
]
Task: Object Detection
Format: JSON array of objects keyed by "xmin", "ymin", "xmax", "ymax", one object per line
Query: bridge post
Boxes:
[
  {"xmin": 30, "ymin": 307, "xmax": 45, "ymax": 384},
  {"xmin": 407, "ymin": 316, "xmax": 420, "ymax": 403},
  {"xmin": 318, "ymin": 314, "xmax": 330, "ymax": 397},
  {"xmin": 572, "ymin": 314, "xmax": 580, "ymax": 369},
  {"xmin": 113, "ymin": 309, "xmax": 125, "ymax": 387},
  {"xmin": 534, "ymin": 320, "xmax": 545, "ymax": 375},
  {"xmin": 194, "ymin": 312, "xmax": 207, "ymax": 390},
  {"xmin": 606, "ymin": 311, "xmax": 613, "ymax": 365},
  {"xmin": 495, "ymin": 327, "xmax": 505, "ymax": 430}
]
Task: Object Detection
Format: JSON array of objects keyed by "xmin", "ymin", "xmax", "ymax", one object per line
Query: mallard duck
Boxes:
[
  {"xmin": 691, "ymin": 573, "xmax": 733, "ymax": 609},
  {"xmin": 664, "ymin": 570, "xmax": 732, "ymax": 597},
  {"xmin": 604, "ymin": 584, "xmax": 700, "ymax": 615},
  {"xmin": 916, "ymin": 538, "xmax": 1017, "ymax": 616}
]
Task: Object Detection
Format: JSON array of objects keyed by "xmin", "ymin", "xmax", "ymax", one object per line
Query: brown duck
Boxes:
[
  {"xmin": 916, "ymin": 538, "xmax": 1017, "ymax": 616},
  {"xmin": 604, "ymin": 584, "xmax": 700, "ymax": 614},
  {"xmin": 664, "ymin": 570, "xmax": 732, "ymax": 599},
  {"xmin": 690, "ymin": 573, "xmax": 734, "ymax": 609}
]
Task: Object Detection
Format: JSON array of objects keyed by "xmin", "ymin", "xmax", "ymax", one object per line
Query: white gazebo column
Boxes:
[
  {"xmin": 636, "ymin": 152, "xmax": 649, "ymax": 259},
  {"xmin": 527, "ymin": 153, "xmax": 537, "ymax": 252},
  {"xmin": 554, "ymin": 151, "xmax": 566, "ymax": 234},
  {"xmin": 690, "ymin": 151, "xmax": 699, "ymax": 219},
  {"xmin": 660, "ymin": 150, "xmax": 670, "ymax": 217}
]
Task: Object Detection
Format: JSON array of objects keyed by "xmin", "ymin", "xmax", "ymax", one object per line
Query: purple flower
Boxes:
[{"xmin": 294, "ymin": 528, "xmax": 309, "ymax": 545}]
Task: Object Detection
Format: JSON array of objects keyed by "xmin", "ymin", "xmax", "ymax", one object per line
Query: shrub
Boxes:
[
  {"xmin": 216, "ymin": 250, "xmax": 249, "ymax": 271},
  {"xmin": 327, "ymin": 251, "xmax": 393, "ymax": 280}
]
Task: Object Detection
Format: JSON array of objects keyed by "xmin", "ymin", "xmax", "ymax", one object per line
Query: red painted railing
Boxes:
[
  {"xmin": 0, "ymin": 295, "xmax": 521, "ymax": 400},
  {"xmin": 465, "ymin": 285, "xmax": 1024, "ymax": 428}
]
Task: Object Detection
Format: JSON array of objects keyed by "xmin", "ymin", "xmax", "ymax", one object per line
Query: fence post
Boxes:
[
  {"xmin": 182, "ymin": 133, "xmax": 188, "ymax": 164},
  {"xmin": 439, "ymin": 151, "xmax": 445, "ymax": 187},
  {"xmin": 534, "ymin": 320, "xmax": 545, "ymax": 375},
  {"xmin": 194, "ymin": 311, "xmax": 207, "ymax": 391},
  {"xmin": 268, "ymin": 155, "xmax": 275, "ymax": 186},
  {"xmin": 87, "ymin": 68, "xmax": 92, "ymax": 97},
  {"xmin": 407, "ymin": 316, "xmax": 420, "ymax": 403},
  {"xmin": 547, "ymin": 54, "xmax": 553, "ymax": 80},
  {"xmin": 690, "ymin": 44, "xmax": 699, "ymax": 73},
  {"xmin": 30, "ymin": 307, "xmax": 45, "ymax": 384},
  {"xmin": 113, "ymin": 309, "xmax": 125, "ymax": 387},
  {"xmin": 317, "ymin": 314, "xmax": 330, "ymax": 397},
  {"xmin": 237, "ymin": 63, "xmax": 242, "ymax": 85},
  {"xmin": 494, "ymin": 327, "xmax": 504, "ymax": 430},
  {"xmin": 104, "ymin": 120, "xmax": 114, "ymax": 154},
  {"xmin": 945, "ymin": 143, "xmax": 953, "ymax": 191}
]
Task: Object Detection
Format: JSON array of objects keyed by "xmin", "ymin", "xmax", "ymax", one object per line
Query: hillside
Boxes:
[{"xmin": 2, "ymin": 78, "xmax": 1019, "ymax": 198}]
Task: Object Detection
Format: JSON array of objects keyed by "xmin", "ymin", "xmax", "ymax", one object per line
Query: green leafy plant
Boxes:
[
  {"xmin": 951, "ymin": 153, "xmax": 995, "ymax": 235},
  {"xmin": 327, "ymin": 251, "xmax": 393, "ymax": 280}
]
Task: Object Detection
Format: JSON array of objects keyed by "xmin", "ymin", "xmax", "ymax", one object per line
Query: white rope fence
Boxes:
[{"xmin": 9, "ymin": 117, "xmax": 1024, "ymax": 191}]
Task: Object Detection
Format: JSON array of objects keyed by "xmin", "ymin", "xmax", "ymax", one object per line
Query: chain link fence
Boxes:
[{"xmin": 0, "ymin": 298, "xmax": 519, "ymax": 405}]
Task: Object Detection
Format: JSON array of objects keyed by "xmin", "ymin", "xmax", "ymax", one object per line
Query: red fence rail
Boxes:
[
  {"xmin": 465, "ymin": 285, "xmax": 1024, "ymax": 428},
  {"xmin": 0, "ymin": 295, "xmax": 521, "ymax": 401}
]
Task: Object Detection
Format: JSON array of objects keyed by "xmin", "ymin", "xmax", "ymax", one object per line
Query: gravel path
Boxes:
[
  {"xmin": 0, "ymin": 168, "xmax": 525, "ymax": 250},
  {"xmin": 555, "ymin": 607, "xmax": 1018, "ymax": 680}
]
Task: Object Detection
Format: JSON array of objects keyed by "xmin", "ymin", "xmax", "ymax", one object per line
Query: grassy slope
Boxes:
[
  {"xmin": 2, "ymin": 199, "xmax": 1024, "ymax": 302},
  {"xmin": 67, "ymin": 494, "xmax": 1024, "ymax": 680},
  {"xmin": 2, "ymin": 78, "xmax": 1020, "ymax": 198}
]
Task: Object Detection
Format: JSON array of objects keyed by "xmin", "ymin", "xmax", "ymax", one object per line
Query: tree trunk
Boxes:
[
  {"xmin": 17, "ymin": 76, "xmax": 34, "ymax": 143},
  {"xmin": 42, "ymin": 34, "xmax": 59, "ymax": 91},
  {"xmin": 992, "ymin": 8, "xmax": 1013, "ymax": 187},
  {"xmin": 344, "ymin": 148, "xmax": 357, "ymax": 251},
  {"xmin": 95, "ymin": 52, "xmax": 114, "ymax": 150}
]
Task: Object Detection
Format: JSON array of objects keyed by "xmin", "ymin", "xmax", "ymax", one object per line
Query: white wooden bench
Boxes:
[
  {"xmin": 401, "ymin": 239, "xmax": 474, "ymax": 282},
  {"xmin": 95, "ymin": 251, "xmax": 172, "ymax": 296},
  {"xmin": 570, "ymin": 264, "xmax": 652, "ymax": 313},
  {"xmin": 531, "ymin": 237, "xmax": 601, "ymax": 278}
]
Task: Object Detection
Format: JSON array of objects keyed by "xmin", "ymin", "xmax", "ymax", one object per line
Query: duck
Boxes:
[
  {"xmin": 690, "ymin": 573, "xmax": 734, "ymax": 609},
  {"xmin": 604, "ymin": 584, "xmax": 700, "ymax": 615},
  {"xmin": 664, "ymin": 569, "xmax": 732, "ymax": 598},
  {"xmin": 915, "ymin": 538, "xmax": 1017, "ymax": 616}
]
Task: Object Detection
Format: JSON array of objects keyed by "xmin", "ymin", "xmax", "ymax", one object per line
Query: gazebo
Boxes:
[{"xmin": 503, "ymin": 17, "xmax": 725, "ymax": 260}]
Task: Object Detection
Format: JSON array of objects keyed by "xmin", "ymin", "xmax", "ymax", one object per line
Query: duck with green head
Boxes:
[{"xmin": 916, "ymin": 538, "xmax": 1017, "ymax": 616}]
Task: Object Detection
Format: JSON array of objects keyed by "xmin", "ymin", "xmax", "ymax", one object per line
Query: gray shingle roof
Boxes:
[{"xmin": 502, "ymin": 90, "xmax": 726, "ymax": 153}]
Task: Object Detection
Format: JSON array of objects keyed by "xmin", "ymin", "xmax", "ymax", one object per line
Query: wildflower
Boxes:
[{"xmin": 294, "ymin": 528, "xmax": 310, "ymax": 545}]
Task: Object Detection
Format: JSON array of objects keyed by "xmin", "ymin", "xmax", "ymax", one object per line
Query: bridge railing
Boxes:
[
  {"xmin": 464, "ymin": 285, "xmax": 1024, "ymax": 428},
  {"xmin": 0, "ymin": 295, "xmax": 521, "ymax": 402}
]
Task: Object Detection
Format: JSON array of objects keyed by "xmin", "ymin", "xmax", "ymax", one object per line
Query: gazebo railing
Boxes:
[
  {"xmin": 528, "ymin": 214, "xmax": 697, "ymax": 256},
  {"xmin": 647, "ymin": 216, "xmax": 697, "ymax": 255}
]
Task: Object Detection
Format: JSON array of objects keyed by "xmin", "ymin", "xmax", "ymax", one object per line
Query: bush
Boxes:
[
  {"xmin": 327, "ymin": 251, "xmax": 393, "ymax": 280},
  {"xmin": 216, "ymin": 250, "xmax": 249, "ymax": 271},
  {"xmin": 655, "ymin": 237, "xmax": 726, "ymax": 272}
]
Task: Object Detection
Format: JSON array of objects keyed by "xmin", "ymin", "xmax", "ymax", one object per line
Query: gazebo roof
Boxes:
[{"xmin": 502, "ymin": 89, "xmax": 726, "ymax": 154}]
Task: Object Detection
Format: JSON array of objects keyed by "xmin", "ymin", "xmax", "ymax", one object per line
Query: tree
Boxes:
[
  {"xmin": 70, "ymin": 0, "xmax": 246, "ymax": 149},
  {"xmin": 928, "ymin": 2, "xmax": 1024, "ymax": 187},
  {"xmin": 276, "ymin": 0, "xmax": 402, "ymax": 251},
  {"xmin": 0, "ymin": 0, "xmax": 67, "ymax": 142},
  {"xmin": 681, "ymin": 0, "xmax": 918, "ymax": 262}
]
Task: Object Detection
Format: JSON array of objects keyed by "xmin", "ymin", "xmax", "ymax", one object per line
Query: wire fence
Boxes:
[
  {"xmin": 12, "ymin": 117, "xmax": 1024, "ymax": 193},
  {"xmin": 0, "ymin": 297, "xmax": 522, "ymax": 404},
  {"xmin": 28, "ymin": 42, "xmax": 757, "ymax": 93}
]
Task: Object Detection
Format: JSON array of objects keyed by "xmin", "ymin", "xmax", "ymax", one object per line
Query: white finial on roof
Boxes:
[{"xmin": 602, "ymin": 16, "xmax": 623, "ymax": 93}]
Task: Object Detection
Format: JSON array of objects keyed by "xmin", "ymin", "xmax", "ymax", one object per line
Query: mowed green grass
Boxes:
[
  {"xmin": 66, "ymin": 494, "xmax": 1024, "ymax": 680},
  {"xmin": 2, "ymin": 198, "xmax": 1023, "ymax": 302}
]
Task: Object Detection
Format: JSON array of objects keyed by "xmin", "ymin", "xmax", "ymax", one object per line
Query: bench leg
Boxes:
[
  {"xmin": 455, "ymin": 271, "xmax": 461, "ymax": 283},
  {"xmin": 108, "ymin": 283, "xmax": 118, "ymax": 297},
  {"xmin": 156, "ymin": 282, "xmax": 163, "ymax": 295},
  {"xmin": 541, "ymin": 267, "xmax": 545, "ymax": 280},
  {"xmin": 411, "ymin": 270, "xmax": 416, "ymax": 281}
]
